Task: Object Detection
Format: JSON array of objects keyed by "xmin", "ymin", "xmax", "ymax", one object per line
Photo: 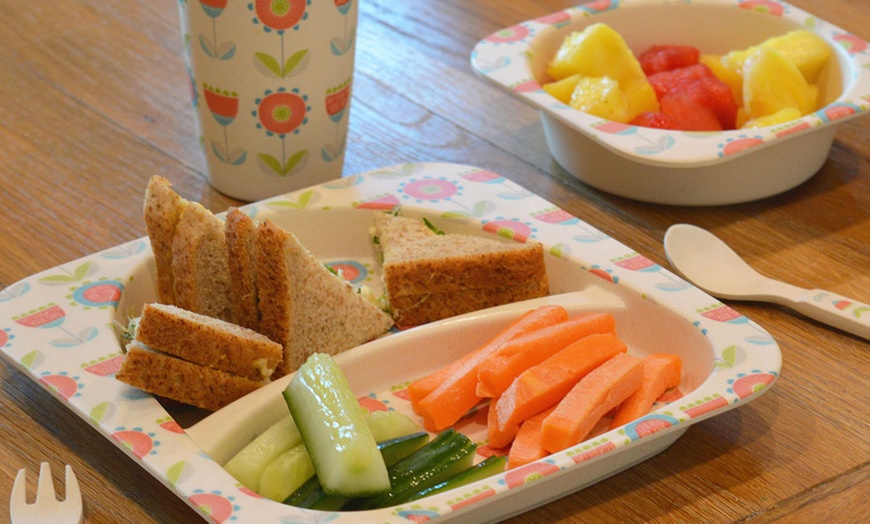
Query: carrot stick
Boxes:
[
  {"xmin": 488, "ymin": 333, "xmax": 627, "ymax": 449},
  {"xmin": 416, "ymin": 305, "xmax": 569, "ymax": 431},
  {"xmin": 610, "ymin": 353, "xmax": 682, "ymax": 429},
  {"xmin": 407, "ymin": 347, "xmax": 482, "ymax": 414},
  {"xmin": 486, "ymin": 397, "xmax": 511, "ymax": 450},
  {"xmin": 476, "ymin": 313, "xmax": 616, "ymax": 399},
  {"xmin": 541, "ymin": 353, "xmax": 644, "ymax": 454},
  {"xmin": 507, "ymin": 406, "xmax": 556, "ymax": 470}
]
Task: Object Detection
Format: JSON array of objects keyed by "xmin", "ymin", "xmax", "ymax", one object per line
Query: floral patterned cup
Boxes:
[{"xmin": 179, "ymin": 0, "xmax": 358, "ymax": 201}]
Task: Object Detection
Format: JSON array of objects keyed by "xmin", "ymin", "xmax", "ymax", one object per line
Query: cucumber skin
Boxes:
[
  {"xmin": 257, "ymin": 444, "xmax": 315, "ymax": 502},
  {"xmin": 223, "ymin": 414, "xmax": 301, "ymax": 491},
  {"xmin": 398, "ymin": 455, "xmax": 507, "ymax": 504},
  {"xmin": 283, "ymin": 353, "xmax": 390, "ymax": 498},
  {"xmin": 286, "ymin": 431, "xmax": 430, "ymax": 509},
  {"xmin": 349, "ymin": 429, "xmax": 478, "ymax": 510}
]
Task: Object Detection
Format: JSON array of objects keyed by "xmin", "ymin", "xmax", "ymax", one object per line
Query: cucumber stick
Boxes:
[
  {"xmin": 257, "ymin": 444, "xmax": 315, "ymax": 502},
  {"xmin": 350, "ymin": 429, "xmax": 478, "ymax": 510},
  {"xmin": 283, "ymin": 353, "xmax": 390, "ymax": 497},
  {"xmin": 223, "ymin": 414, "xmax": 301, "ymax": 491},
  {"xmin": 286, "ymin": 431, "xmax": 430, "ymax": 509},
  {"xmin": 398, "ymin": 455, "xmax": 507, "ymax": 504},
  {"xmin": 365, "ymin": 410, "xmax": 420, "ymax": 442}
]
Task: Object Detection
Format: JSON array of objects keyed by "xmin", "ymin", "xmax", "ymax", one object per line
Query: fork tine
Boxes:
[
  {"xmin": 35, "ymin": 463, "xmax": 57, "ymax": 502},
  {"xmin": 63, "ymin": 465, "xmax": 83, "ymax": 521},
  {"xmin": 10, "ymin": 468, "xmax": 28, "ymax": 506}
]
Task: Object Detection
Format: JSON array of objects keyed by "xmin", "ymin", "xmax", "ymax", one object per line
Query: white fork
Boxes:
[{"xmin": 10, "ymin": 463, "xmax": 83, "ymax": 524}]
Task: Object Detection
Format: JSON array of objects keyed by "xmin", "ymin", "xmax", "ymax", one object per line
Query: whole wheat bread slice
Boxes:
[
  {"xmin": 257, "ymin": 219, "xmax": 394, "ymax": 377},
  {"xmin": 117, "ymin": 342, "xmax": 265, "ymax": 411},
  {"xmin": 143, "ymin": 176, "xmax": 188, "ymax": 305},
  {"xmin": 134, "ymin": 303, "xmax": 282, "ymax": 381},
  {"xmin": 374, "ymin": 212, "xmax": 549, "ymax": 328},
  {"xmin": 225, "ymin": 208, "xmax": 260, "ymax": 331},
  {"xmin": 172, "ymin": 202, "xmax": 233, "ymax": 322}
]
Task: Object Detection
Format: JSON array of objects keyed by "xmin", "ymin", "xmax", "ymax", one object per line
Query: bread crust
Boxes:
[
  {"xmin": 257, "ymin": 219, "xmax": 394, "ymax": 377},
  {"xmin": 172, "ymin": 202, "xmax": 233, "ymax": 321},
  {"xmin": 226, "ymin": 208, "xmax": 260, "ymax": 331},
  {"xmin": 135, "ymin": 303, "xmax": 281, "ymax": 381},
  {"xmin": 143, "ymin": 176, "xmax": 187, "ymax": 305},
  {"xmin": 374, "ymin": 212, "xmax": 549, "ymax": 328},
  {"xmin": 117, "ymin": 343, "xmax": 263, "ymax": 411}
]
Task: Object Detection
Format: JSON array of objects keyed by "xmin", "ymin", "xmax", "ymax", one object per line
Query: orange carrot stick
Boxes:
[
  {"xmin": 541, "ymin": 353, "xmax": 644, "ymax": 454},
  {"xmin": 507, "ymin": 406, "xmax": 557, "ymax": 470},
  {"xmin": 416, "ymin": 305, "xmax": 569, "ymax": 432},
  {"xmin": 486, "ymin": 398, "xmax": 511, "ymax": 450},
  {"xmin": 476, "ymin": 313, "xmax": 616, "ymax": 399},
  {"xmin": 488, "ymin": 332, "xmax": 627, "ymax": 448},
  {"xmin": 407, "ymin": 346, "xmax": 483, "ymax": 414},
  {"xmin": 610, "ymin": 353, "xmax": 682, "ymax": 429}
]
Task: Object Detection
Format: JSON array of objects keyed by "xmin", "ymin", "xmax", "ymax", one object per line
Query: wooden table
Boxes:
[{"xmin": 1, "ymin": 0, "xmax": 867, "ymax": 522}]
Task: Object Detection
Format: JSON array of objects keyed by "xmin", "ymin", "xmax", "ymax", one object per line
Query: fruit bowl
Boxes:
[{"xmin": 470, "ymin": 0, "xmax": 870, "ymax": 206}]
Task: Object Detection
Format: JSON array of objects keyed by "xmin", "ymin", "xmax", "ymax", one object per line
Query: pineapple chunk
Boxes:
[
  {"xmin": 543, "ymin": 74, "xmax": 582, "ymax": 104},
  {"xmin": 547, "ymin": 23, "xmax": 646, "ymax": 84},
  {"xmin": 546, "ymin": 23, "xmax": 658, "ymax": 119},
  {"xmin": 742, "ymin": 107, "xmax": 803, "ymax": 129},
  {"xmin": 758, "ymin": 29, "xmax": 831, "ymax": 83},
  {"xmin": 743, "ymin": 47, "xmax": 818, "ymax": 119},
  {"xmin": 721, "ymin": 30, "xmax": 831, "ymax": 83},
  {"xmin": 622, "ymin": 77, "xmax": 660, "ymax": 117},
  {"xmin": 569, "ymin": 76, "xmax": 631, "ymax": 123}
]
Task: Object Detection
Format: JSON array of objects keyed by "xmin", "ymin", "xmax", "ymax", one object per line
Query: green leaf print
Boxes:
[
  {"xmin": 715, "ymin": 345, "xmax": 738, "ymax": 369},
  {"xmin": 258, "ymin": 153, "xmax": 284, "ymax": 175},
  {"xmin": 283, "ymin": 150, "xmax": 307, "ymax": 175},
  {"xmin": 255, "ymin": 52, "xmax": 282, "ymax": 78},
  {"xmin": 283, "ymin": 49, "xmax": 309, "ymax": 77},
  {"xmin": 38, "ymin": 262, "xmax": 94, "ymax": 283}
]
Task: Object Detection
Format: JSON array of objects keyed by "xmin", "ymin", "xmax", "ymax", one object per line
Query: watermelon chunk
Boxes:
[
  {"xmin": 638, "ymin": 45, "xmax": 700, "ymax": 75},
  {"xmin": 629, "ymin": 111, "xmax": 677, "ymax": 129},
  {"xmin": 648, "ymin": 64, "xmax": 738, "ymax": 130},
  {"xmin": 659, "ymin": 94, "xmax": 723, "ymax": 131}
]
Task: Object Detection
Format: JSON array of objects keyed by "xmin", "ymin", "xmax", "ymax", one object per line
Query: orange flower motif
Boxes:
[
  {"xmin": 250, "ymin": 0, "xmax": 309, "ymax": 34},
  {"xmin": 254, "ymin": 88, "xmax": 309, "ymax": 137}
]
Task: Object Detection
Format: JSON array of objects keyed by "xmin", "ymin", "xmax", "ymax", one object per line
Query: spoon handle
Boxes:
[{"xmin": 788, "ymin": 288, "xmax": 870, "ymax": 341}]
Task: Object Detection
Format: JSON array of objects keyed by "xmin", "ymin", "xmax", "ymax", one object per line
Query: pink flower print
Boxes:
[
  {"xmin": 199, "ymin": 0, "xmax": 228, "ymax": 18},
  {"xmin": 14, "ymin": 304, "xmax": 66, "ymax": 329},
  {"xmin": 254, "ymin": 88, "xmax": 310, "ymax": 176},
  {"xmin": 485, "ymin": 24, "xmax": 531, "ymax": 44},
  {"xmin": 199, "ymin": 0, "xmax": 236, "ymax": 59},
  {"xmin": 204, "ymin": 84, "xmax": 247, "ymax": 165},
  {"xmin": 203, "ymin": 84, "xmax": 239, "ymax": 126},
  {"xmin": 251, "ymin": 0, "xmax": 309, "ymax": 34},
  {"xmin": 325, "ymin": 79, "xmax": 351, "ymax": 123},
  {"xmin": 399, "ymin": 177, "xmax": 460, "ymax": 202},
  {"xmin": 329, "ymin": 0, "xmax": 356, "ymax": 55},
  {"xmin": 189, "ymin": 492, "xmax": 236, "ymax": 522},
  {"xmin": 322, "ymin": 79, "xmax": 351, "ymax": 162},
  {"xmin": 334, "ymin": 0, "xmax": 353, "ymax": 15},
  {"xmin": 250, "ymin": 0, "xmax": 311, "ymax": 77},
  {"xmin": 256, "ymin": 88, "xmax": 308, "ymax": 136}
]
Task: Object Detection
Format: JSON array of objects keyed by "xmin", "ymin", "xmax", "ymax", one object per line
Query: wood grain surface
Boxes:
[{"xmin": 0, "ymin": 0, "xmax": 867, "ymax": 522}]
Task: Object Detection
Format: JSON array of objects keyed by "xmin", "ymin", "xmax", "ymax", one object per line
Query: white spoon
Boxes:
[{"xmin": 664, "ymin": 223, "xmax": 870, "ymax": 341}]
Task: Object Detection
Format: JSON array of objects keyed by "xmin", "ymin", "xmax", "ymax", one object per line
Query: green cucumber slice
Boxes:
[
  {"xmin": 283, "ymin": 353, "xmax": 390, "ymax": 498},
  {"xmin": 257, "ymin": 444, "xmax": 316, "ymax": 502},
  {"xmin": 286, "ymin": 431, "xmax": 430, "ymax": 509},
  {"xmin": 398, "ymin": 455, "xmax": 507, "ymax": 504},
  {"xmin": 223, "ymin": 414, "xmax": 301, "ymax": 491},
  {"xmin": 350, "ymin": 429, "xmax": 478, "ymax": 510},
  {"xmin": 365, "ymin": 410, "xmax": 420, "ymax": 442}
]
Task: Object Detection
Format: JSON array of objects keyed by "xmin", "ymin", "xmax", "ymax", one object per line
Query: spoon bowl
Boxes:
[{"xmin": 664, "ymin": 224, "xmax": 870, "ymax": 341}]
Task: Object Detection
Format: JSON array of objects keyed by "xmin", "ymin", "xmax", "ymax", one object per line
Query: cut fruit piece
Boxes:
[{"xmin": 743, "ymin": 46, "xmax": 818, "ymax": 119}]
